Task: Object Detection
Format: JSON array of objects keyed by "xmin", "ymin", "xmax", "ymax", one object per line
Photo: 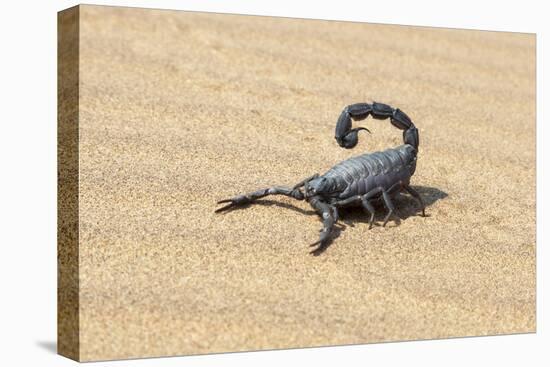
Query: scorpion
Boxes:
[{"xmin": 215, "ymin": 102, "xmax": 426, "ymax": 255}]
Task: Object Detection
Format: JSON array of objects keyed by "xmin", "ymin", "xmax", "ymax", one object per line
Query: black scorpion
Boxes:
[{"xmin": 215, "ymin": 102, "xmax": 425, "ymax": 254}]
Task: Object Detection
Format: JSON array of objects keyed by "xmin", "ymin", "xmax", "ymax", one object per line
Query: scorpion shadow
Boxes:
[
  {"xmin": 308, "ymin": 186, "xmax": 447, "ymax": 255},
  {"xmin": 243, "ymin": 186, "xmax": 447, "ymax": 255},
  {"xmin": 334, "ymin": 185, "xmax": 448, "ymax": 240}
]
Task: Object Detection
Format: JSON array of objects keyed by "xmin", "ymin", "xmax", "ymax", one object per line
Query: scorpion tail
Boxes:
[{"xmin": 334, "ymin": 102, "xmax": 419, "ymax": 151}]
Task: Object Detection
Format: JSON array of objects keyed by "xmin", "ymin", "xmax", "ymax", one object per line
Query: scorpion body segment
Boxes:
[
  {"xmin": 216, "ymin": 102, "xmax": 426, "ymax": 255},
  {"xmin": 335, "ymin": 102, "xmax": 419, "ymax": 151},
  {"xmin": 318, "ymin": 144, "xmax": 417, "ymax": 201}
]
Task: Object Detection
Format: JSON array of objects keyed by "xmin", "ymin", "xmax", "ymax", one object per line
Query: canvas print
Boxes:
[{"xmin": 58, "ymin": 5, "xmax": 536, "ymax": 362}]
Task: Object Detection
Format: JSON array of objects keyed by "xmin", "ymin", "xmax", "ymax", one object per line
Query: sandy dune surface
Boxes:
[{"xmin": 75, "ymin": 5, "xmax": 535, "ymax": 361}]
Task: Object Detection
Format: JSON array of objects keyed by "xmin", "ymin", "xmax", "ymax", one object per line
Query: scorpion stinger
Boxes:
[{"xmin": 335, "ymin": 103, "xmax": 373, "ymax": 149}]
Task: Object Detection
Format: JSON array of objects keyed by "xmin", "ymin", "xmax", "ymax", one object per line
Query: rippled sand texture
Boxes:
[{"xmin": 74, "ymin": 5, "xmax": 535, "ymax": 361}]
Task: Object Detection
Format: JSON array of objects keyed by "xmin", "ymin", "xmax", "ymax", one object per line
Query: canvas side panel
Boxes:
[{"xmin": 57, "ymin": 5, "xmax": 80, "ymax": 361}]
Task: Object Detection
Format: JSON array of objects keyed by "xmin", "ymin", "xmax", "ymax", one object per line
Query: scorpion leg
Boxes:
[
  {"xmin": 333, "ymin": 195, "xmax": 361, "ymax": 224},
  {"xmin": 333, "ymin": 194, "xmax": 378, "ymax": 229},
  {"xmin": 308, "ymin": 196, "xmax": 337, "ymax": 255},
  {"xmin": 215, "ymin": 186, "xmax": 304, "ymax": 213},
  {"xmin": 333, "ymin": 195, "xmax": 362, "ymax": 207},
  {"xmin": 381, "ymin": 191, "xmax": 396, "ymax": 227},
  {"xmin": 361, "ymin": 198, "xmax": 376, "ymax": 229},
  {"xmin": 333, "ymin": 195, "xmax": 377, "ymax": 230},
  {"xmin": 403, "ymin": 185, "xmax": 426, "ymax": 217}
]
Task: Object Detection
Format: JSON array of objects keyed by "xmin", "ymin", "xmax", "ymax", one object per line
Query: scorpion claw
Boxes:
[
  {"xmin": 309, "ymin": 243, "xmax": 328, "ymax": 256},
  {"xmin": 309, "ymin": 229, "xmax": 331, "ymax": 252},
  {"xmin": 214, "ymin": 195, "xmax": 250, "ymax": 213},
  {"xmin": 214, "ymin": 203, "xmax": 235, "ymax": 213}
]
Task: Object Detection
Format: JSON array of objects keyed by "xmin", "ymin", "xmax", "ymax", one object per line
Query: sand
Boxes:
[{"xmin": 68, "ymin": 5, "xmax": 535, "ymax": 361}]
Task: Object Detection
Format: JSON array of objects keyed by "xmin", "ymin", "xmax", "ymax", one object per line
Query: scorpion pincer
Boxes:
[{"xmin": 215, "ymin": 102, "xmax": 426, "ymax": 255}]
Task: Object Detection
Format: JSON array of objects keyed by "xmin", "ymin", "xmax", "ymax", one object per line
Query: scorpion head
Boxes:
[{"xmin": 305, "ymin": 177, "xmax": 338, "ymax": 198}]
